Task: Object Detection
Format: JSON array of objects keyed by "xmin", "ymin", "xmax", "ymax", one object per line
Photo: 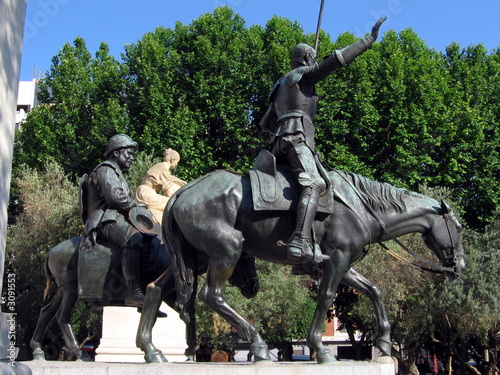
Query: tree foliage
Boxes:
[
  {"xmin": 14, "ymin": 7, "xmax": 499, "ymax": 230},
  {"xmin": 14, "ymin": 38, "xmax": 129, "ymax": 176},
  {"xmin": 429, "ymin": 212, "xmax": 500, "ymax": 375}
]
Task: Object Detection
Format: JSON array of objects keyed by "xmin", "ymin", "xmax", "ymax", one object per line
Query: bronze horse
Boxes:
[
  {"xmin": 30, "ymin": 237, "xmax": 259, "ymax": 362},
  {"xmin": 137, "ymin": 168, "xmax": 465, "ymax": 363}
]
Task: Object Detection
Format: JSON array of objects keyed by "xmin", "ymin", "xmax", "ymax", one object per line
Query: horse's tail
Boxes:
[
  {"xmin": 164, "ymin": 192, "xmax": 196, "ymax": 324},
  {"xmin": 42, "ymin": 253, "xmax": 53, "ymax": 302}
]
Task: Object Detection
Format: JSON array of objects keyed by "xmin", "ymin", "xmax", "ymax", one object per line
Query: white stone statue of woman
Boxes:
[{"xmin": 135, "ymin": 148, "xmax": 186, "ymax": 224}]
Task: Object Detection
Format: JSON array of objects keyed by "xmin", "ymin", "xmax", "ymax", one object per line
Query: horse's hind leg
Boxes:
[
  {"xmin": 55, "ymin": 285, "xmax": 90, "ymax": 361},
  {"xmin": 30, "ymin": 293, "xmax": 63, "ymax": 360},
  {"xmin": 137, "ymin": 268, "xmax": 174, "ymax": 363},
  {"xmin": 341, "ymin": 267, "xmax": 392, "ymax": 356},
  {"xmin": 138, "ymin": 267, "xmax": 197, "ymax": 363},
  {"xmin": 199, "ymin": 255, "xmax": 271, "ymax": 361},
  {"xmin": 162, "ymin": 286, "xmax": 197, "ymax": 361},
  {"xmin": 182, "ymin": 293, "xmax": 197, "ymax": 361}
]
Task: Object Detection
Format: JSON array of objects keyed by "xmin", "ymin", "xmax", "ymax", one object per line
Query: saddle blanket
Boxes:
[
  {"xmin": 77, "ymin": 241, "xmax": 126, "ymax": 301},
  {"xmin": 249, "ymin": 152, "xmax": 334, "ymax": 214}
]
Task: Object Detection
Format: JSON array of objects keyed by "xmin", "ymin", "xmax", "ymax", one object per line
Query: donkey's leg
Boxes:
[
  {"xmin": 307, "ymin": 259, "xmax": 346, "ymax": 363},
  {"xmin": 30, "ymin": 293, "xmax": 63, "ymax": 360},
  {"xmin": 55, "ymin": 285, "xmax": 90, "ymax": 361},
  {"xmin": 341, "ymin": 267, "xmax": 392, "ymax": 356},
  {"xmin": 199, "ymin": 254, "xmax": 270, "ymax": 361}
]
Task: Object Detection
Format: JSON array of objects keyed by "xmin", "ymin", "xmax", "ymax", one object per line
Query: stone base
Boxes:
[
  {"xmin": 95, "ymin": 304, "xmax": 187, "ymax": 363},
  {"xmin": 24, "ymin": 359, "xmax": 396, "ymax": 375}
]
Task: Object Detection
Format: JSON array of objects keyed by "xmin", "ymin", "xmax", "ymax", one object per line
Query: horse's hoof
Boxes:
[
  {"xmin": 250, "ymin": 342, "xmax": 271, "ymax": 361},
  {"xmin": 376, "ymin": 337, "xmax": 393, "ymax": 356},
  {"xmin": 145, "ymin": 351, "xmax": 168, "ymax": 363},
  {"xmin": 316, "ymin": 349, "xmax": 336, "ymax": 364},
  {"xmin": 32, "ymin": 349, "xmax": 45, "ymax": 361}
]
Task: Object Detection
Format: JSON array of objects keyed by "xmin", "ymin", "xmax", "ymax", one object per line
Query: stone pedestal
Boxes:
[
  {"xmin": 26, "ymin": 358, "xmax": 397, "ymax": 375},
  {"xmin": 95, "ymin": 303, "xmax": 187, "ymax": 363}
]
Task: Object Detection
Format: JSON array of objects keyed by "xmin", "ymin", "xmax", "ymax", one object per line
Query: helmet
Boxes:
[
  {"xmin": 104, "ymin": 134, "xmax": 138, "ymax": 158},
  {"xmin": 291, "ymin": 43, "xmax": 316, "ymax": 67}
]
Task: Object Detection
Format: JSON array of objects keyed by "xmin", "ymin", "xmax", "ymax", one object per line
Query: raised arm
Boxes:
[
  {"xmin": 335, "ymin": 17, "xmax": 386, "ymax": 66},
  {"xmin": 310, "ymin": 17, "xmax": 386, "ymax": 82}
]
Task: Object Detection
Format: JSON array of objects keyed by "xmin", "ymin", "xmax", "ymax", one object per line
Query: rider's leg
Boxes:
[
  {"xmin": 99, "ymin": 218, "xmax": 145, "ymax": 307},
  {"xmin": 122, "ymin": 232, "xmax": 146, "ymax": 307},
  {"xmin": 288, "ymin": 185, "xmax": 322, "ymax": 259},
  {"xmin": 285, "ymin": 139, "xmax": 326, "ymax": 260}
]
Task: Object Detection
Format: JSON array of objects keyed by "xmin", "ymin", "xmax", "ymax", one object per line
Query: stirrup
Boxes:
[
  {"xmin": 137, "ymin": 307, "xmax": 168, "ymax": 318},
  {"xmin": 286, "ymin": 237, "xmax": 314, "ymax": 260},
  {"xmin": 125, "ymin": 289, "xmax": 145, "ymax": 308}
]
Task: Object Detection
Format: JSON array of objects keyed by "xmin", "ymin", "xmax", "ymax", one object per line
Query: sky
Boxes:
[{"xmin": 19, "ymin": 0, "xmax": 500, "ymax": 81}]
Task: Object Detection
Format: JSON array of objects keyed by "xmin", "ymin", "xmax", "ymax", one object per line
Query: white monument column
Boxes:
[{"xmin": 1, "ymin": 1, "xmax": 31, "ymax": 374}]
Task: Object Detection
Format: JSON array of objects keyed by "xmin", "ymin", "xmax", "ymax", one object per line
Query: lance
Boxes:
[{"xmin": 314, "ymin": 0, "xmax": 326, "ymax": 51}]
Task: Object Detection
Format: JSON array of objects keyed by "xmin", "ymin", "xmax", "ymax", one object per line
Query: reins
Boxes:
[
  {"xmin": 335, "ymin": 171, "xmax": 456, "ymax": 275},
  {"xmin": 379, "ymin": 242, "xmax": 449, "ymax": 274}
]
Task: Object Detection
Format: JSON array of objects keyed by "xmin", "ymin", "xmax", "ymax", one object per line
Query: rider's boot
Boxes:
[
  {"xmin": 287, "ymin": 185, "xmax": 321, "ymax": 261},
  {"xmin": 122, "ymin": 244, "xmax": 145, "ymax": 308}
]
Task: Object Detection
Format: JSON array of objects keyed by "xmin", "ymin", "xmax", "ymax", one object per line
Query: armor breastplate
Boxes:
[{"xmin": 273, "ymin": 75, "xmax": 318, "ymax": 120}]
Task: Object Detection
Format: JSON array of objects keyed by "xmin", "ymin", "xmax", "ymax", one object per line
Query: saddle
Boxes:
[
  {"xmin": 249, "ymin": 150, "xmax": 334, "ymax": 214},
  {"xmin": 77, "ymin": 240, "xmax": 126, "ymax": 301}
]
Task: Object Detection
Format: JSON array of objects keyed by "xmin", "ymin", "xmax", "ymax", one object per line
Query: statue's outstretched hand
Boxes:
[{"xmin": 370, "ymin": 17, "xmax": 387, "ymax": 42}]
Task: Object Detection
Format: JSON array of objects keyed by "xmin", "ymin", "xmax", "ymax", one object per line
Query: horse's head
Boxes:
[{"xmin": 422, "ymin": 200, "xmax": 465, "ymax": 277}]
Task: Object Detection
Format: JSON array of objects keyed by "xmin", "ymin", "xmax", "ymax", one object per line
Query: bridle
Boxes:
[
  {"xmin": 336, "ymin": 171, "xmax": 460, "ymax": 275},
  {"xmin": 421, "ymin": 214, "xmax": 463, "ymax": 273}
]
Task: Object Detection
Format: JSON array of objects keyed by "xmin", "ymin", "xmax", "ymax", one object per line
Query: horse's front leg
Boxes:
[
  {"xmin": 341, "ymin": 267, "xmax": 392, "ymax": 356},
  {"xmin": 199, "ymin": 254, "xmax": 271, "ymax": 362},
  {"xmin": 307, "ymin": 259, "xmax": 345, "ymax": 364}
]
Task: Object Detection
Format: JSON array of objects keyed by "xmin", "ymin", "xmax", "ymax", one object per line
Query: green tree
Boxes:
[
  {"xmin": 14, "ymin": 38, "xmax": 129, "ymax": 177},
  {"xmin": 123, "ymin": 7, "xmax": 271, "ymax": 178},
  {"xmin": 428, "ymin": 212, "xmax": 500, "ymax": 375},
  {"xmin": 15, "ymin": 10, "xmax": 499, "ymax": 229},
  {"xmin": 316, "ymin": 29, "xmax": 499, "ymax": 230},
  {"xmin": 315, "ymin": 31, "xmax": 381, "ymax": 177},
  {"xmin": 443, "ymin": 44, "xmax": 500, "ymax": 229}
]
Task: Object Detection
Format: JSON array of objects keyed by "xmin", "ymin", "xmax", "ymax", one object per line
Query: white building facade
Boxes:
[{"xmin": 15, "ymin": 78, "xmax": 39, "ymax": 129}]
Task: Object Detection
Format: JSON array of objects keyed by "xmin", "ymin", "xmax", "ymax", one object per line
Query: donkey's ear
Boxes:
[{"xmin": 440, "ymin": 200, "xmax": 450, "ymax": 214}]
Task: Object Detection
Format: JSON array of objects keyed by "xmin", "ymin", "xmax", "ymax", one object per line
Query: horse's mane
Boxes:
[{"xmin": 334, "ymin": 170, "xmax": 424, "ymax": 214}]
